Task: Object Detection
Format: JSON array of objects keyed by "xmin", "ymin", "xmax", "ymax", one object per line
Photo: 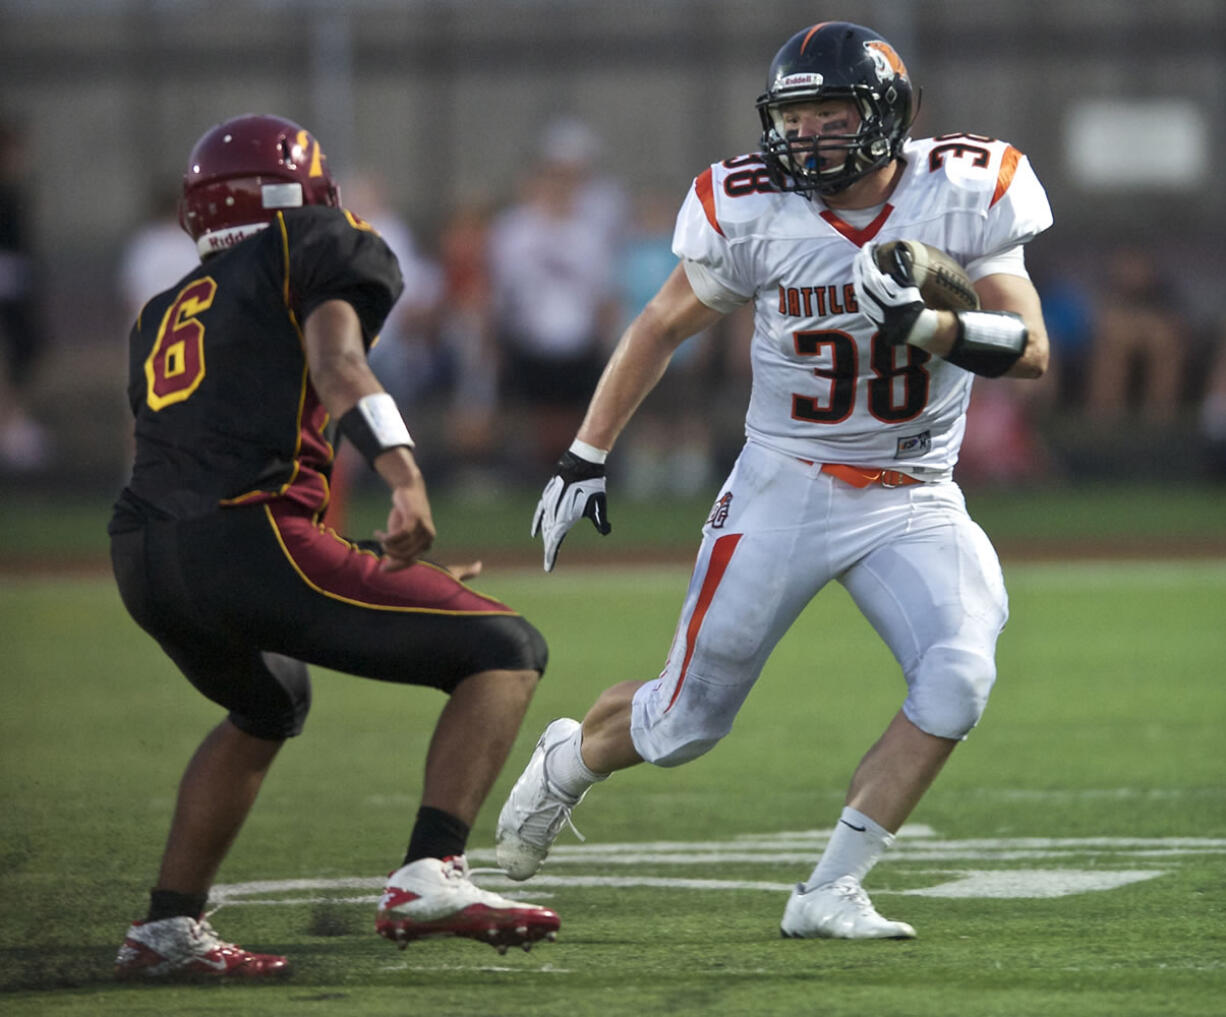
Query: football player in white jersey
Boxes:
[{"xmin": 498, "ymin": 21, "xmax": 1052, "ymax": 939}]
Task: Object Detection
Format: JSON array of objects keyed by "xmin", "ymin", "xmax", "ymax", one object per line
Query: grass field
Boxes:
[
  {"xmin": 1, "ymin": 551, "xmax": 1224, "ymax": 1016},
  {"xmin": 3, "ymin": 481, "xmax": 1226, "ymax": 565}
]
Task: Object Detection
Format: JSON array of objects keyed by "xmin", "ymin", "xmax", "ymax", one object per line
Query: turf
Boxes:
[
  {"xmin": 1, "ymin": 562, "xmax": 1224, "ymax": 1016},
  {"xmin": 3, "ymin": 481, "xmax": 1226, "ymax": 565}
]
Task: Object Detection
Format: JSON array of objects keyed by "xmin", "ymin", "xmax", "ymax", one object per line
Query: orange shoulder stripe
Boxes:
[
  {"xmin": 991, "ymin": 145, "xmax": 1022, "ymax": 207},
  {"xmin": 694, "ymin": 168, "xmax": 725, "ymax": 238}
]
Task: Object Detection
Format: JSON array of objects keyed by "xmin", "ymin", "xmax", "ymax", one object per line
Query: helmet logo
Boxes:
[
  {"xmin": 777, "ymin": 72, "xmax": 824, "ymax": 90},
  {"xmin": 294, "ymin": 130, "xmax": 325, "ymax": 177},
  {"xmin": 866, "ymin": 40, "xmax": 908, "ymax": 82}
]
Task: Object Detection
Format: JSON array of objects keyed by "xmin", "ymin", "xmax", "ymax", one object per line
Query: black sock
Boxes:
[
  {"xmin": 404, "ymin": 806, "xmax": 470, "ymax": 864},
  {"xmin": 146, "ymin": 888, "xmax": 208, "ymax": 923}
]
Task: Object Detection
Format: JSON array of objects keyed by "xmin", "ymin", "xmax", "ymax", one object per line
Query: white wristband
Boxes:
[
  {"xmin": 908, "ymin": 308, "xmax": 940, "ymax": 349},
  {"xmin": 338, "ymin": 392, "xmax": 414, "ymax": 465},
  {"xmin": 355, "ymin": 393, "xmax": 414, "ymax": 448},
  {"xmin": 569, "ymin": 438, "xmax": 608, "ymax": 464}
]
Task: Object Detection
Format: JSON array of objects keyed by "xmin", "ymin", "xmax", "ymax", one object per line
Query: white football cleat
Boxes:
[
  {"xmin": 114, "ymin": 915, "xmax": 289, "ymax": 979},
  {"xmin": 375, "ymin": 855, "xmax": 559, "ymax": 953},
  {"xmin": 780, "ymin": 876, "xmax": 917, "ymax": 940},
  {"xmin": 496, "ymin": 718, "xmax": 587, "ymax": 880}
]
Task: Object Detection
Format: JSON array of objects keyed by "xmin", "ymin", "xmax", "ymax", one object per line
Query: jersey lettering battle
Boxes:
[
  {"xmin": 673, "ymin": 135, "xmax": 1053, "ymax": 475},
  {"xmin": 111, "ymin": 206, "xmax": 403, "ymax": 531}
]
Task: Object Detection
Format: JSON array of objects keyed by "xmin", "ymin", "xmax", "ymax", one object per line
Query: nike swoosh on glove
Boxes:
[
  {"xmin": 531, "ymin": 449, "xmax": 612, "ymax": 572},
  {"xmin": 852, "ymin": 242, "xmax": 927, "ymax": 346}
]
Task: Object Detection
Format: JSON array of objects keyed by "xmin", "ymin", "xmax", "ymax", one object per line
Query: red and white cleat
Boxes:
[
  {"xmin": 115, "ymin": 915, "xmax": 290, "ymax": 979},
  {"xmin": 376, "ymin": 855, "xmax": 560, "ymax": 954}
]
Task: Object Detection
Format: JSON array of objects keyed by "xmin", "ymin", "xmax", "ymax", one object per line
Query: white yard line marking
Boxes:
[
  {"xmin": 210, "ymin": 829, "xmax": 1208, "ymax": 905},
  {"xmin": 379, "ymin": 962, "xmax": 574, "ymax": 974},
  {"xmin": 213, "ymin": 869, "xmax": 1165, "ymax": 903},
  {"xmin": 899, "ymin": 869, "xmax": 1163, "ymax": 898}
]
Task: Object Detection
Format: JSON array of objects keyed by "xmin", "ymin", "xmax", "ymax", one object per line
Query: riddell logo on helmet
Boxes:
[
  {"xmin": 204, "ymin": 224, "xmax": 270, "ymax": 251},
  {"xmin": 777, "ymin": 72, "xmax": 824, "ymax": 89}
]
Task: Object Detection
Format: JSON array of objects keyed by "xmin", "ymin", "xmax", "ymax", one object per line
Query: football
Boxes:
[{"xmin": 874, "ymin": 240, "xmax": 980, "ymax": 311}]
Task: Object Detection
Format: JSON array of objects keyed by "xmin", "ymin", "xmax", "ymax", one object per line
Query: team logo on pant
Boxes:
[{"xmin": 708, "ymin": 492, "xmax": 733, "ymax": 529}]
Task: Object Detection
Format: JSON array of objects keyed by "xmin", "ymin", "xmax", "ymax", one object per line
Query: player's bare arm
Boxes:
[
  {"xmin": 973, "ymin": 272, "xmax": 1050, "ymax": 378},
  {"xmin": 303, "ymin": 298, "xmax": 435, "ymax": 568},
  {"xmin": 531, "ymin": 265, "xmax": 726, "ymax": 572},
  {"xmin": 902, "ymin": 273, "xmax": 1049, "ymax": 378},
  {"xmin": 577, "ymin": 263, "xmax": 726, "ymax": 452},
  {"xmin": 881, "ymin": 276, "xmax": 1048, "ymax": 378}
]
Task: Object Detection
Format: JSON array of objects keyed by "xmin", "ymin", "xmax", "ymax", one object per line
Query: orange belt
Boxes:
[{"xmin": 819, "ymin": 463, "xmax": 923, "ymax": 489}]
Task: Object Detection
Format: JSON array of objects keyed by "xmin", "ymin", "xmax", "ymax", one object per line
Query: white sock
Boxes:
[
  {"xmin": 805, "ymin": 806, "xmax": 894, "ymax": 888},
  {"xmin": 546, "ymin": 727, "xmax": 609, "ymax": 799}
]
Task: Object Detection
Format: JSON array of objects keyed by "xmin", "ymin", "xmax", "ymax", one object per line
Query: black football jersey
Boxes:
[{"xmin": 111, "ymin": 206, "xmax": 403, "ymax": 532}]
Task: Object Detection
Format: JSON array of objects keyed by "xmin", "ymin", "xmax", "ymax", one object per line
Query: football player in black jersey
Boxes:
[{"xmin": 110, "ymin": 115, "xmax": 559, "ymax": 979}]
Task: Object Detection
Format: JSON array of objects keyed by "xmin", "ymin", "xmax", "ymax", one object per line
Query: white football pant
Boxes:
[{"xmin": 630, "ymin": 441, "xmax": 1008, "ymax": 766}]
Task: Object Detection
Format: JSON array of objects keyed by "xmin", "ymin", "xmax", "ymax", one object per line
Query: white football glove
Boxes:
[
  {"xmin": 531, "ymin": 449, "xmax": 612, "ymax": 572},
  {"xmin": 852, "ymin": 242, "xmax": 936, "ymax": 347}
]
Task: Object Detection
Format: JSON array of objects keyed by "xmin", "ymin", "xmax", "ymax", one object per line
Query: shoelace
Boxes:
[
  {"xmin": 189, "ymin": 917, "xmax": 231, "ymax": 954},
  {"xmin": 528, "ymin": 747, "xmax": 587, "ymax": 843},
  {"xmin": 525, "ymin": 785, "xmax": 587, "ymax": 844},
  {"xmin": 827, "ymin": 877, "xmax": 873, "ymax": 910},
  {"xmin": 561, "ymin": 808, "xmax": 586, "ymax": 843}
]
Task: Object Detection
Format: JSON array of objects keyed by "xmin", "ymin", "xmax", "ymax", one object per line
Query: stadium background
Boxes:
[{"xmin": 0, "ymin": 0, "xmax": 1224, "ymax": 546}]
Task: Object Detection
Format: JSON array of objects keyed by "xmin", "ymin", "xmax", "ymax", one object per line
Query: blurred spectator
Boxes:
[
  {"xmin": 956, "ymin": 379, "xmax": 1055, "ymax": 489},
  {"xmin": 537, "ymin": 116, "xmax": 628, "ymax": 251},
  {"xmin": 488, "ymin": 118, "xmax": 626, "ymax": 474},
  {"xmin": 1200, "ymin": 328, "xmax": 1226, "ymax": 479},
  {"xmin": 1085, "ymin": 247, "xmax": 1186, "ymax": 425},
  {"xmin": 615, "ymin": 187, "xmax": 714, "ymax": 500},
  {"xmin": 344, "ymin": 172, "xmax": 447, "ymax": 414},
  {"xmin": 0, "ymin": 119, "xmax": 52, "ymax": 471},
  {"xmin": 115, "ymin": 185, "xmax": 200, "ymax": 483},
  {"xmin": 325, "ymin": 172, "xmax": 444, "ymax": 529},
  {"xmin": 117, "ymin": 185, "xmax": 198, "ymax": 323},
  {"xmin": 1034, "ymin": 267, "xmax": 1095, "ymax": 408},
  {"xmin": 959, "ymin": 263, "xmax": 1063, "ymax": 489},
  {"xmin": 435, "ymin": 203, "xmax": 502, "ymax": 491}
]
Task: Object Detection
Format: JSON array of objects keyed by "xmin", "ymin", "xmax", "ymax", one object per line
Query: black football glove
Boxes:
[
  {"xmin": 853, "ymin": 242, "xmax": 928, "ymax": 346},
  {"xmin": 531, "ymin": 449, "xmax": 612, "ymax": 572}
]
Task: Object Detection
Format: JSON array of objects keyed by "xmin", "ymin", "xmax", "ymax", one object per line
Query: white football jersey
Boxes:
[{"xmin": 672, "ymin": 135, "xmax": 1053, "ymax": 474}]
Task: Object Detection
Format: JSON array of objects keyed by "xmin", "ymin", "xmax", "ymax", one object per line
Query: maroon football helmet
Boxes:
[{"xmin": 179, "ymin": 114, "xmax": 341, "ymax": 257}]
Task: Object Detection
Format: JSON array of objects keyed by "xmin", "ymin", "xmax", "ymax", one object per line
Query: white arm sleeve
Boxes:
[
  {"xmin": 969, "ymin": 151, "xmax": 1051, "ymax": 281},
  {"xmin": 682, "ymin": 259, "xmax": 752, "ymax": 314},
  {"xmin": 966, "ymin": 243, "xmax": 1029, "ymax": 283}
]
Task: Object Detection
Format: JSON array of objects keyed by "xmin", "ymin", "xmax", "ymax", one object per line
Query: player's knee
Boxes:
[
  {"xmin": 638, "ymin": 730, "xmax": 726, "ymax": 768},
  {"xmin": 629, "ymin": 670, "xmax": 746, "ymax": 767},
  {"xmin": 521, "ymin": 619, "xmax": 549, "ymax": 675},
  {"xmin": 226, "ymin": 654, "xmax": 312, "ymax": 740},
  {"xmin": 632, "ymin": 709, "xmax": 733, "ymax": 768},
  {"xmin": 906, "ymin": 644, "xmax": 996, "ymax": 740},
  {"xmin": 498, "ymin": 616, "xmax": 549, "ymax": 675},
  {"xmin": 453, "ymin": 615, "xmax": 549, "ymax": 687}
]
